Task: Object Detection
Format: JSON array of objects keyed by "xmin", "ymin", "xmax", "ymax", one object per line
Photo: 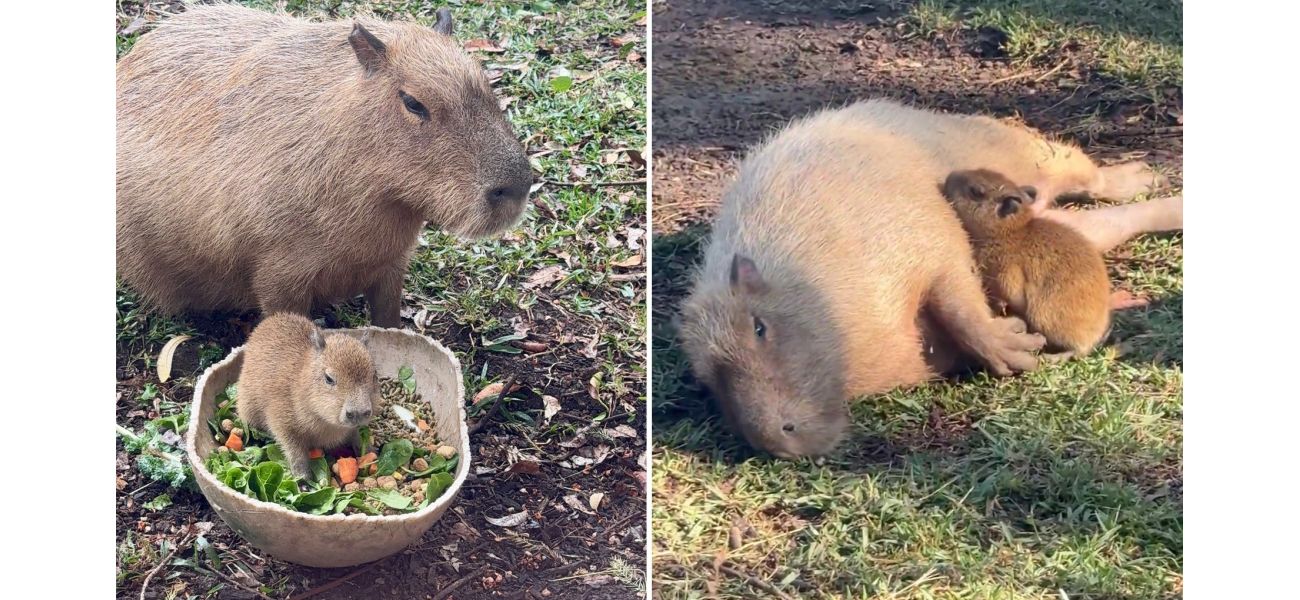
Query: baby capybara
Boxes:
[
  {"xmin": 942, "ymin": 169, "xmax": 1111, "ymax": 359},
  {"xmin": 236, "ymin": 313, "xmax": 379, "ymax": 479},
  {"xmin": 679, "ymin": 99, "xmax": 1178, "ymax": 458},
  {"xmin": 117, "ymin": 5, "xmax": 533, "ymax": 326}
]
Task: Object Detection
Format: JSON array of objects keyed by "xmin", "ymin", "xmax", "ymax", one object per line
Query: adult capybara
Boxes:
[
  {"xmin": 117, "ymin": 5, "xmax": 533, "ymax": 326},
  {"xmin": 942, "ymin": 169, "xmax": 1111, "ymax": 360},
  {"xmin": 237, "ymin": 313, "xmax": 379, "ymax": 479},
  {"xmin": 678, "ymin": 99, "xmax": 1181, "ymax": 458}
]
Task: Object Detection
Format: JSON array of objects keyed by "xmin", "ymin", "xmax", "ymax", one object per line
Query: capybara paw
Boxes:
[
  {"xmin": 1099, "ymin": 161, "xmax": 1167, "ymax": 199},
  {"xmin": 985, "ymin": 317, "xmax": 1046, "ymax": 375}
]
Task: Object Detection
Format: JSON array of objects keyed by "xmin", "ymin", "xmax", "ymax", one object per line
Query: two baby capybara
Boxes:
[
  {"xmin": 117, "ymin": 5, "xmax": 532, "ymax": 327},
  {"xmin": 679, "ymin": 99, "xmax": 1181, "ymax": 458}
]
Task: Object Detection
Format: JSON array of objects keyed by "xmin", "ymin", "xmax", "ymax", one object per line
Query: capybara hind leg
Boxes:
[
  {"xmin": 1041, "ymin": 195, "xmax": 1182, "ymax": 254},
  {"xmin": 926, "ymin": 269, "xmax": 1046, "ymax": 376},
  {"xmin": 1091, "ymin": 161, "xmax": 1168, "ymax": 200},
  {"xmin": 365, "ymin": 266, "xmax": 404, "ymax": 328}
]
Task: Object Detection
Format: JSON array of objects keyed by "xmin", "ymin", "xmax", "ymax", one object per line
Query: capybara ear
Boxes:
[
  {"xmin": 309, "ymin": 327, "xmax": 326, "ymax": 352},
  {"xmin": 348, "ymin": 23, "xmax": 388, "ymax": 76},
  {"xmin": 997, "ymin": 196, "xmax": 1023, "ymax": 218},
  {"xmin": 1020, "ymin": 185, "xmax": 1038, "ymax": 202},
  {"xmin": 730, "ymin": 254, "xmax": 769, "ymax": 295},
  {"xmin": 432, "ymin": 7, "xmax": 454, "ymax": 36}
]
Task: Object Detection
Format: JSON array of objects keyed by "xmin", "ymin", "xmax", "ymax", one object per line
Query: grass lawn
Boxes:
[
  {"xmin": 651, "ymin": 1, "xmax": 1182, "ymax": 598},
  {"xmin": 116, "ymin": 1, "xmax": 647, "ymax": 598}
]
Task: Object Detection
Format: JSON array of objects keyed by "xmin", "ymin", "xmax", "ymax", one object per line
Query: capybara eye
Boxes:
[
  {"xmin": 398, "ymin": 90, "xmax": 430, "ymax": 121},
  {"xmin": 324, "ymin": 372, "xmax": 336, "ymax": 386},
  {"xmin": 753, "ymin": 316, "xmax": 766, "ymax": 338}
]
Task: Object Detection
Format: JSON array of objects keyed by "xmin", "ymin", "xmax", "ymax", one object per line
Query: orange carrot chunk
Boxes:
[
  {"xmin": 336, "ymin": 457, "xmax": 359, "ymax": 485},
  {"xmin": 224, "ymin": 431, "xmax": 244, "ymax": 452},
  {"xmin": 358, "ymin": 452, "xmax": 378, "ymax": 468},
  {"xmin": 308, "ymin": 448, "xmax": 325, "ymax": 459}
]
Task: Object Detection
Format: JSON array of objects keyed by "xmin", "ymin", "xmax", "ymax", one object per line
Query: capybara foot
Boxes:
[{"xmin": 1095, "ymin": 161, "xmax": 1167, "ymax": 200}]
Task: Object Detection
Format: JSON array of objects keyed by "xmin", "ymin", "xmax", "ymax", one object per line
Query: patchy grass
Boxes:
[
  {"xmin": 651, "ymin": 0, "xmax": 1181, "ymax": 598},
  {"xmin": 908, "ymin": 0, "xmax": 1183, "ymax": 88},
  {"xmin": 116, "ymin": 1, "xmax": 646, "ymax": 598}
]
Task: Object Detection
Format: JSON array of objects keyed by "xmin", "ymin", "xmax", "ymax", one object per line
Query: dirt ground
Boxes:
[{"xmin": 652, "ymin": 0, "xmax": 1181, "ymax": 235}]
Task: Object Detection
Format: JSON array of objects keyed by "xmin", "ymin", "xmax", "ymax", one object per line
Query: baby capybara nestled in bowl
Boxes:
[{"xmin": 116, "ymin": 5, "xmax": 533, "ymax": 326}]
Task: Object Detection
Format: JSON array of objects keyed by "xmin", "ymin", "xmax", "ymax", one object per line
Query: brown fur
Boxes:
[
  {"xmin": 236, "ymin": 313, "xmax": 380, "ymax": 478},
  {"xmin": 679, "ymin": 99, "xmax": 1169, "ymax": 458},
  {"xmin": 116, "ymin": 5, "xmax": 532, "ymax": 326},
  {"xmin": 943, "ymin": 169, "xmax": 1111, "ymax": 358}
]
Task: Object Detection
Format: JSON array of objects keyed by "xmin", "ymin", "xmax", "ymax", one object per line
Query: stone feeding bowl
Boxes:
[{"xmin": 185, "ymin": 326, "xmax": 469, "ymax": 568}]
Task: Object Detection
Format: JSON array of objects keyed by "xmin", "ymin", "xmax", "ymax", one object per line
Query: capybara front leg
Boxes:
[
  {"xmin": 253, "ymin": 268, "xmax": 314, "ymax": 318},
  {"xmin": 1040, "ymin": 195, "xmax": 1183, "ymax": 254},
  {"xmin": 365, "ymin": 266, "xmax": 404, "ymax": 328},
  {"xmin": 927, "ymin": 269, "xmax": 1046, "ymax": 376}
]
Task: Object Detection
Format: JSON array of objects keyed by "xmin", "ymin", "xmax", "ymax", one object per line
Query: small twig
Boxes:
[
  {"xmin": 542, "ymin": 179, "xmax": 646, "ymax": 187},
  {"xmin": 537, "ymin": 559, "xmax": 587, "ymax": 578},
  {"xmin": 986, "ymin": 57, "xmax": 1070, "ymax": 87},
  {"xmin": 205, "ymin": 566, "xmax": 276, "ymax": 600},
  {"xmin": 718, "ymin": 564, "xmax": 796, "ymax": 600},
  {"xmin": 468, "ymin": 374, "xmax": 518, "ymax": 436},
  {"xmin": 1032, "ymin": 58, "xmax": 1071, "ymax": 82},
  {"xmin": 431, "ymin": 565, "xmax": 489, "ymax": 600},
  {"xmin": 288, "ymin": 562, "xmax": 376, "ymax": 600},
  {"xmin": 139, "ymin": 533, "xmax": 194, "ymax": 600}
]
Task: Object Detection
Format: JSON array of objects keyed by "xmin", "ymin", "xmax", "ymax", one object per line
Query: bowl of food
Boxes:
[{"xmin": 184, "ymin": 326, "xmax": 469, "ymax": 568}]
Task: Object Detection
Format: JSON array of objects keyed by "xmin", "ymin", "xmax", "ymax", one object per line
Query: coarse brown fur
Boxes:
[
  {"xmin": 679, "ymin": 99, "xmax": 1173, "ymax": 458},
  {"xmin": 117, "ymin": 4, "xmax": 532, "ymax": 326},
  {"xmin": 236, "ymin": 313, "xmax": 380, "ymax": 479},
  {"xmin": 943, "ymin": 169, "xmax": 1111, "ymax": 359}
]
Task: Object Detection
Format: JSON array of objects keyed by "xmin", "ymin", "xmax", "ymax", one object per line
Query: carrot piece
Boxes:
[
  {"xmin": 308, "ymin": 448, "xmax": 324, "ymax": 459},
  {"xmin": 224, "ymin": 431, "xmax": 244, "ymax": 452},
  {"xmin": 358, "ymin": 452, "xmax": 378, "ymax": 468},
  {"xmin": 336, "ymin": 457, "xmax": 359, "ymax": 485}
]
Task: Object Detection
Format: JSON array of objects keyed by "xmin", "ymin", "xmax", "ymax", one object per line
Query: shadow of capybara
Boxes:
[
  {"xmin": 678, "ymin": 99, "xmax": 1179, "ymax": 458},
  {"xmin": 942, "ymin": 169, "xmax": 1111, "ymax": 360},
  {"xmin": 236, "ymin": 313, "xmax": 379, "ymax": 479},
  {"xmin": 117, "ymin": 5, "xmax": 533, "ymax": 327}
]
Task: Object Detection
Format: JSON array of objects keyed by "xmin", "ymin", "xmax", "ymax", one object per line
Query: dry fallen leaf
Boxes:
[
  {"xmin": 120, "ymin": 15, "xmax": 147, "ymax": 36},
  {"xmin": 563, "ymin": 494, "xmax": 593, "ymax": 515},
  {"xmin": 157, "ymin": 334, "xmax": 192, "ymax": 383},
  {"xmin": 515, "ymin": 340, "xmax": 548, "ymax": 353},
  {"xmin": 485, "ymin": 511, "xmax": 529, "ymax": 527},
  {"xmin": 506, "ymin": 461, "xmax": 541, "ymax": 475},
  {"xmin": 602, "ymin": 424, "xmax": 639, "ymax": 439},
  {"xmin": 463, "ymin": 39, "xmax": 505, "ymax": 52},
  {"xmin": 473, "ymin": 381, "xmax": 520, "ymax": 404},
  {"xmin": 542, "ymin": 395, "xmax": 561, "ymax": 424},
  {"xmin": 523, "ymin": 265, "xmax": 568, "ymax": 290},
  {"xmin": 589, "ymin": 492, "xmax": 605, "ymax": 512},
  {"xmin": 612, "ymin": 254, "xmax": 643, "ymax": 268}
]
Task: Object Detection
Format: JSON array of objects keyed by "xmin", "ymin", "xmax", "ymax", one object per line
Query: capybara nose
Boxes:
[
  {"xmin": 486, "ymin": 179, "xmax": 530, "ymax": 206},
  {"xmin": 346, "ymin": 409, "xmax": 372, "ymax": 424}
]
